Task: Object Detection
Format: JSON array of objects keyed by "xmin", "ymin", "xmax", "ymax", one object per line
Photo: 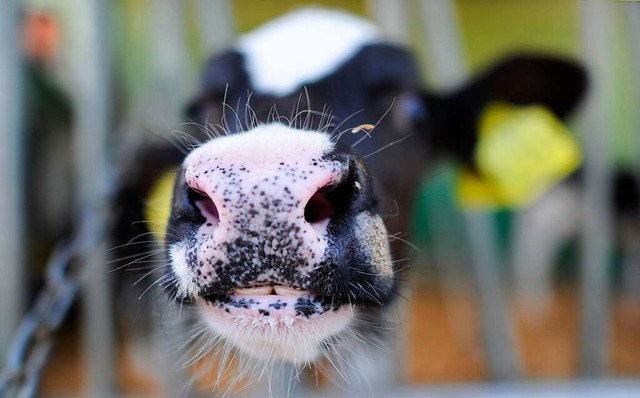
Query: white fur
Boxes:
[
  {"xmin": 169, "ymin": 244, "xmax": 200, "ymax": 298},
  {"xmin": 187, "ymin": 123, "xmax": 333, "ymax": 166},
  {"xmin": 238, "ymin": 8, "xmax": 381, "ymax": 96},
  {"xmin": 198, "ymin": 297, "xmax": 352, "ymax": 365}
]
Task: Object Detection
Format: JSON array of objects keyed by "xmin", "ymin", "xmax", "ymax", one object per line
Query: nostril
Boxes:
[
  {"xmin": 304, "ymin": 190, "xmax": 334, "ymax": 234},
  {"xmin": 190, "ymin": 189, "xmax": 220, "ymax": 228}
]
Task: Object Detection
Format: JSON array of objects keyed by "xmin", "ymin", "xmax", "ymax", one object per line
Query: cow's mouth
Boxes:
[
  {"xmin": 200, "ymin": 283, "xmax": 344, "ymax": 318},
  {"xmin": 197, "ymin": 284, "xmax": 353, "ymax": 364}
]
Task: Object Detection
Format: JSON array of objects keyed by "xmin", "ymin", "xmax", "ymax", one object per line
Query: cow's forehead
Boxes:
[{"xmin": 237, "ymin": 8, "xmax": 381, "ymax": 96}]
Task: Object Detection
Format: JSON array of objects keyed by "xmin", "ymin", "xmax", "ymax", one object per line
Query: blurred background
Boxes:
[{"xmin": 1, "ymin": 0, "xmax": 640, "ymax": 397}]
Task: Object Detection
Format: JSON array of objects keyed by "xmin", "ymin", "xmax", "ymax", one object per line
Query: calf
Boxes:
[{"xmin": 125, "ymin": 7, "xmax": 587, "ymax": 389}]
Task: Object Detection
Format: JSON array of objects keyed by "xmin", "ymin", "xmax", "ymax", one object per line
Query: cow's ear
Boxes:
[
  {"xmin": 426, "ymin": 54, "xmax": 588, "ymax": 165},
  {"xmin": 185, "ymin": 51, "xmax": 251, "ymax": 125},
  {"xmin": 468, "ymin": 54, "xmax": 588, "ymax": 118}
]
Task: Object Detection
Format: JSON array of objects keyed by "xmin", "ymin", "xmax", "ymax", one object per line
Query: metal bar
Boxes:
[
  {"xmin": 362, "ymin": 4, "xmax": 414, "ymax": 390},
  {"xmin": 193, "ymin": 0, "xmax": 236, "ymax": 55},
  {"xmin": 426, "ymin": 168, "xmax": 483, "ymax": 372},
  {"xmin": 309, "ymin": 379, "xmax": 640, "ymax": 398},
  {"xmin": 246, "ymin": 364, "xmax": 306, "ymax": 398},
  {"xmin": 619, "ymin": 0, "xmax": 640, "ymax": 299},
  {"xmin": 465, "ymin": 213, "xmax": 521, "ymax": 379},
  {"xmin": 578, "ymin": 0, "xmax": 616, "ymax": 377},
  {"xmin": 417, "ymin": 0, "xmax": 521, "ymax": 379},
  {"xmin": 0, "ymin": 0, "xmax": 25, "ymax": 360},
  {"xmin": 151, "ymin": 289, "xmax": 200, "ymax": 398},
  {"xmin": 68, "ymin": 0, "xmax": 117, "ymax": 394},
  {"xmin": 624, "ymin": 3, "xmax": 640, "ymax": 172},
  {"xmin": 148, "ymin": 1, "xmax": 195, "ymax": 393},
  {"xmin": 417, "ymin": 0, "xmax": 467, "ymax": 89},
  {"xmin": 625, "ymin": 2, "xmax": 640, "ymax": 67},
  {"xmin": 617, "ymin": 2, "xmax": 640, "ymax": 172},
  {"xmin": 368, "ymin": 0, "xmax": 411, "ymax": 44},
  {"xmin": 149, "ymin": 0, "xmax": 191, "ymax": 126}
]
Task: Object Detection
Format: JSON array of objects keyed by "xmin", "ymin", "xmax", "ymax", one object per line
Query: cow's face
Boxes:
[
  {"xmin": 154, "ymin": 6, "xmax": 588, "ymax": 382},
  {"xmin": 165, "ymin": 124, "xmax": 393, "ymax": 364}
]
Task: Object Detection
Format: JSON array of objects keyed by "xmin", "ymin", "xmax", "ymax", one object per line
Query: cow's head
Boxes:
[{"xmin": 157, "ymin": 6, "xmax": 587, "ymax": 381}]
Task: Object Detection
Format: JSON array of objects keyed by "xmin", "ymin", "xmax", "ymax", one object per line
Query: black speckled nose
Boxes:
[{"xmin": 184, "ymin": 155, "xmax": 346, "ymax": 239}]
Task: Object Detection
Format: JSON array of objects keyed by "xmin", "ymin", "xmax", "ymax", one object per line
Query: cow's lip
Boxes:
[
  {"xmin": 201, "ymin": 283, "xmax": 319, "ymax": 304},
  {"xmin": 231, "ymin": 284, "xmax": 307, "ymax": 297},
  {"xmin": 200, "ymin": 285, "xmax": 343, "ymax": 318}
]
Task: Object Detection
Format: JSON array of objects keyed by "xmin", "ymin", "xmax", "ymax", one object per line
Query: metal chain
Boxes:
[
  {"xmin": 0, "ymin": 120, "xmax": 140, "ymax": 397},
  {"xmin": 0, "ymin": 217, "xmax": 104, "ymax": 398}
]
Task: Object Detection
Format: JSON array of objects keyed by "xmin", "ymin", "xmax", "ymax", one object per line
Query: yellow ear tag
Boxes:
[
  {"xmin": 458, "ymin": 102, "xmax": 582, "ymax": 209},
  {"xmin": 144, "ymin": 170, "xmax": 177, "ymax": 242}
]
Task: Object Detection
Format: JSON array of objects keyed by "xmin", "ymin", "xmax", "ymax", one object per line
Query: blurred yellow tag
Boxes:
[
  {"xmin": 144, "ymin": 170, "xmax": 176, "ymax": 242},
  {"xmin": 458, "ymin": 102, "xmax": 581, "ymax": 209}
]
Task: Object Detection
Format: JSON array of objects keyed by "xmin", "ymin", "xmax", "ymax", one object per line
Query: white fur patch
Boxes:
[
  {"xmin": 187, "ymin": 123, "xmax": 333, "ymax": 167},
  {"xmin": 198, "ymin": 297, "xmax": 352, "ymax": 364},
  {"xmin": 169, "ymin": 244, "xmax": 200, "ymax": 298},
  {"xmin": 237, "ymin": 7, "xmax": 381, "ymax": 96}
]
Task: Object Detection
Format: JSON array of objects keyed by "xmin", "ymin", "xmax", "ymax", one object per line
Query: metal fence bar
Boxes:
[
  {"xmin": 366, "ymin": 1, "xmax": 415, "ymax": 393},
  {"xmin": 624, "ymin": 3, "xmax": 640, "ymax": 172},
  {"xmin": 149, "ymin": 0, "xmax": 192, "ymax": 125},
  {"xmin": 417, "ymin": 0, "xmax": 521, "ymax": 380},
  {"xmin": 417, "ymin": 0, "xmax": 467, "ymax": 89},
  {"xmin": 194, "ymin": 0, "xmax": 236, "ymax": 55},
  {"xmin": 246, "ymin": 364, "xmax": 306, "ymax": 398},
  {"xmin": 619, "ymin": 0, "xmax": 640, "ymax": 299},
  {"xmin": 148, "ymin": 2, "xmax": 196, "ymax": 394},
  {"xmin": 68, "ymin": 0, "xmax": 117, "ymax": 395},
  {"xmin": 0, "ymin": 0, "xmax": 25, "ymax": 361},
  {"xmin": 465, "ymin": 213, "xmax": 522, "ymax": 379},
  {"xmin": 150, "ymin": 289, "xmax": 199, "ymax": 398},
  {"xmin": 626, "ymin": 3, "xmax": 640, "ymax": 66},
  {"xmin": 578, "ymin": 1, "xmax": 616, "ymax": 377},
  {"xmin": 368, "ymin": 0, "xmax": 411, "ymax": 44}
]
